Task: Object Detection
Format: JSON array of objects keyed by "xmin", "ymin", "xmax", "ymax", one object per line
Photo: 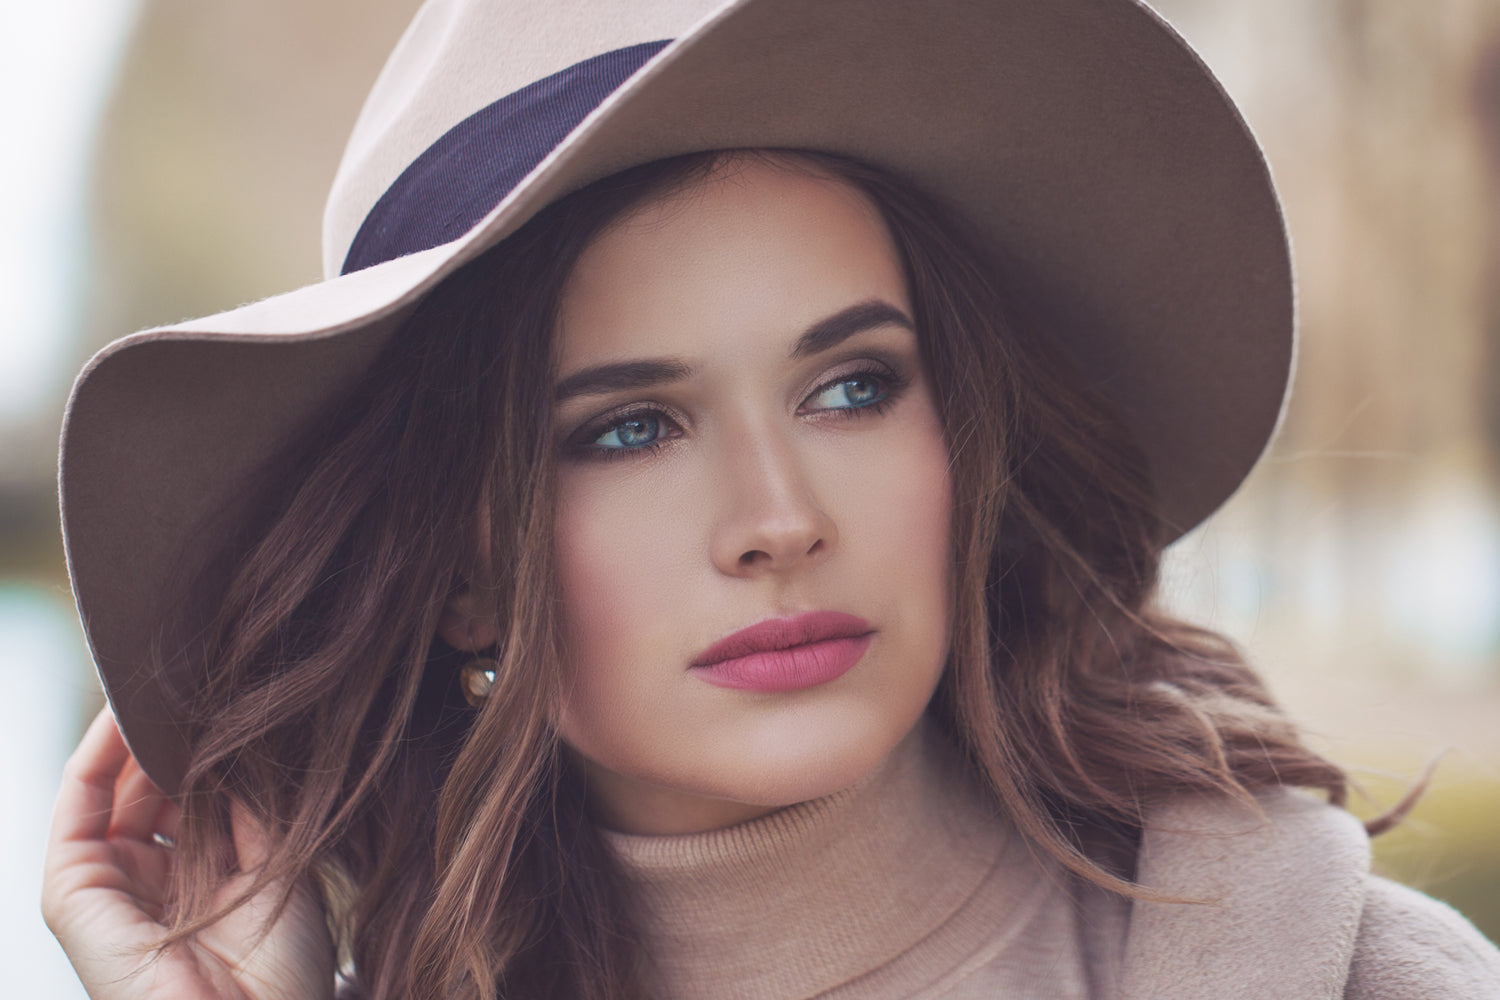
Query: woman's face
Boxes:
[{"xmin": 549, "ymin": 156, "xmax": 953, "ymax": 835}]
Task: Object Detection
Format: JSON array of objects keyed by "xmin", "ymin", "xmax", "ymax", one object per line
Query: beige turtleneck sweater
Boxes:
[
  {"xmin": 325, "ymin": 708, "xmax": 1500, "ymax": 999},
  {"xmin": 601, "ymin": 721, "xmax": 1130, "ymax": 999}
]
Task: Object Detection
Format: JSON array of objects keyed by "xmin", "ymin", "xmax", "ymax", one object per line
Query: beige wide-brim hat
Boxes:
[{"xmin": 61, "ymin": 0, "xmax": 1294, "ymax": 795}]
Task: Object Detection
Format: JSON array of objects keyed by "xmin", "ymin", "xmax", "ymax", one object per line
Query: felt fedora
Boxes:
[{"xmin": 60, "ymin": 0, "xmax": 1294, "ymax": 794}]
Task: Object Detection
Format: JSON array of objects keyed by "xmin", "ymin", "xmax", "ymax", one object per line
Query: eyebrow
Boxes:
[
  {"xmin": 789, "ymin": 299, "xmax": 914, "ymax": 359},
  {"xmin": 552, "ymin": 298, "xmax": 915, "ymax": 402}
]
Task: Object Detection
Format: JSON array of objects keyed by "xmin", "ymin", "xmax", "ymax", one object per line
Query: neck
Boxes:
[{"xmin": 577, "ymin": 754, "xmax": 784, "ymax": 834}]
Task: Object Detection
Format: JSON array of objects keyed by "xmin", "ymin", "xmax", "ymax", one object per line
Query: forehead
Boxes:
[{"xmin": 554, "ymin": 157, "xmax": 910, "ymax": 371}]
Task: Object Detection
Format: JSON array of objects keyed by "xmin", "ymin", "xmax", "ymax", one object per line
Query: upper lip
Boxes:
[{"xmin": 690, "ymin": 611, "xmax": 874, "ymax": 667}]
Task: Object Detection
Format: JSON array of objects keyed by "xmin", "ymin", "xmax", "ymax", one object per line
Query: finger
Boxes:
[
  {"xmin": 106, "ymin": 753, "xmax": 171, "ymax": 843},
  {"xmin": 47, "ymin": 707, "xmax": 132, "ymax": 845},
  {"xmin": 105, "ymin": 836, "xmax": 176, "ymax": 912},
  {"xmin": 229, "ymin": 799, "xmax": 274, "ymax": 873}
]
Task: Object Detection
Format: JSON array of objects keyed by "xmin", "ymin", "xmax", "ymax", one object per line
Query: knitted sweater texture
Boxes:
[{"xmin": 602, "ymin": 722, "xmax": 1500, "ymax": 999}]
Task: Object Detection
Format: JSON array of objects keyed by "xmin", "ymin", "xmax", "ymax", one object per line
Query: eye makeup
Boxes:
[
  {"xmin": 564, "ymin": 403, "xmax": 687, "ymax": 462},
  {"xmin": 558, "ymin": 352, "xmax": 916, "ymax": 463}
]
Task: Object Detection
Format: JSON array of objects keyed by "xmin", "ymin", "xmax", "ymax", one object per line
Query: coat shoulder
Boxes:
[{"xmin": 1344, "ymin": 875, "xmax": 1500, "ymax": 998}]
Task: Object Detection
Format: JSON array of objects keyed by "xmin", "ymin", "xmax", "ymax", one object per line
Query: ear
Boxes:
[
  {"xmin": 438, "ymin": 507, "xmax": 502, "ymax": 653},
  {"xmin": 438, "ymin": 584, "xmax": 502, "ymax": 652}
]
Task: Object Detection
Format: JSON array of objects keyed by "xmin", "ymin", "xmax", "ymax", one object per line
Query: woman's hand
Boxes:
[{"xmin": 42, "ymin": 707, "xmax": 335, "ymax": 1000}]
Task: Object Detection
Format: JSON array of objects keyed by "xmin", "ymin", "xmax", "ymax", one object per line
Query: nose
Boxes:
[{"xmin": 708, "ymin": 424, "xmax": 837, "ymax": 578}]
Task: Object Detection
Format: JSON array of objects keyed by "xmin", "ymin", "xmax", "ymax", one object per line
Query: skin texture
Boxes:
[
  {"xmin": 41, "ymin": 708, "xmax": 333, "ymax": 1000},
  {"xmin": 536, "ymin": 157, "xmax": 954, "ymax": 835}
]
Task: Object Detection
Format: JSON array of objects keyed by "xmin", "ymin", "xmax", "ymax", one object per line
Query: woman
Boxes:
[{"xmin": 42, "ymin": 0, "xmax": 1500, "ymax": 998}]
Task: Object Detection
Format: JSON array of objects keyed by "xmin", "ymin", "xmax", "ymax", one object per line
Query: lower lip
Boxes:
[{"xmin": 690, "ymin": 633, "xmax": 873, "ymax": 692}]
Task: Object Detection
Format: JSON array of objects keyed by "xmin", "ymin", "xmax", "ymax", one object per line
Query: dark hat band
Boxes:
[{"xmin": 342, "ymin": 39, "xmax": 671, "ymax": 275}]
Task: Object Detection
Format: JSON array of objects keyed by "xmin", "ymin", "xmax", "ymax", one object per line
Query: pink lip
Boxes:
[{"xmin": 689, "ymin": 611, "xmax": 874, "ymax": 692}]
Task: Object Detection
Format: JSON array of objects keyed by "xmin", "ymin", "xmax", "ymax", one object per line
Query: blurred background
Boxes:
[{"xmin": 4, "ymin": 0, "xmax": 1498, "ymax": 993}]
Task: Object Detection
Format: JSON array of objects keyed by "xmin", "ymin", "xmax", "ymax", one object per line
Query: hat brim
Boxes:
[{"xmin": 61, "ymin": 0, "xmax": 1292, "ymax": 794}]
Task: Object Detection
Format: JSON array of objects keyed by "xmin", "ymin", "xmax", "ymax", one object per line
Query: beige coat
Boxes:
[{"xmin": 1125, "ymin": 789, "xmax": 1500, "ymax": 999}]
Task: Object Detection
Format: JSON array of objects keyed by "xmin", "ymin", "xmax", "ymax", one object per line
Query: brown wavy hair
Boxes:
[{"xmin": 159, "ymin": 150, "xmax": 1350, "ymax": 999}]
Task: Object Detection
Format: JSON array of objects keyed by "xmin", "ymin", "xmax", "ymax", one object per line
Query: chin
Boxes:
[{"xmin": 687, "ymin": 696, "xmax": 930, "ymax": 809}]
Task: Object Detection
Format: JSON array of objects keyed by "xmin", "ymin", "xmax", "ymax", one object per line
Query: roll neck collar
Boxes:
[{"xmin": 601, "ymin": 720, "xmax": 1052, "ymax": 999}]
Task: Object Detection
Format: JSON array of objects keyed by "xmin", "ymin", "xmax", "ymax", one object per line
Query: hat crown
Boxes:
[{"xmin": 322, "ymin": 0, "xmax": 724, "ymax": 278}]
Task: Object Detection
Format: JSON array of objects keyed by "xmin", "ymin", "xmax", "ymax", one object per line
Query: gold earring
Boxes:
[{"xmin": 460, "ymin": 657, "xmax": 499, "ymax": 708}]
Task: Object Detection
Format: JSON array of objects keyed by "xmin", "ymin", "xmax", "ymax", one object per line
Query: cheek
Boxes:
[
  {"xmin": 878, "ymin": 418, "xmax": 955, "ymax": 679},
  {"xmin": 837, "ymin": 404, "xmax": 955, "ymax": 627},
  {"xmin": 550, "ymin": 473, "xmax": 701, "ymax": 726},
  {"xmin": 554, "ymin": 479, "xmax": 674, "ymax": 636},
  {"xmin": 888, "ymin": 425, "xmax": 953, "ymax": 579}
]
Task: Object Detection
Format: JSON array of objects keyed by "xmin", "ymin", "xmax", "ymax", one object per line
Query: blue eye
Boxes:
[
  {"xmin": 593, "ymin": 413, "xmax": 663, "ymax": 450},
  {"xmin": 808, "ymin": 375, "xmax": 886, "ymax": 411}
]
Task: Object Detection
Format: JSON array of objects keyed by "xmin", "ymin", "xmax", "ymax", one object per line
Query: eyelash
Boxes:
[{"xmin": 566, "ymin": 362, "xmax": 912, "ymax": 463}]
